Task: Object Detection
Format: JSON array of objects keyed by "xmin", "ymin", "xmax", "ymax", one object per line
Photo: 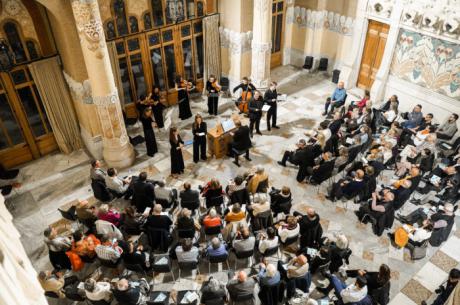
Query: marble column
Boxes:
[
  {"xmin": 250, "ymin": 0, "xmax": 272, "ymax": 88},
  {"xmin": 71, "ymin": 0, "xmax": 135, "ymax": 168}
]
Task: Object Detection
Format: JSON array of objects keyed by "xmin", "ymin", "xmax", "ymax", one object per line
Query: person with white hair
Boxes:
[
  {"xmin": 250, "ymin": 193, "xmax": 270, "ymax": 216},
  {"xmin": 145, "ymin": 204, "xmax": 173, "ymax": 231},
  {"xmin": 203, "ymin": 207, "xmax": 223, "ymax": 229},
  {"xmin": 206, "ymin": 237, "xmax": 228, "ymax": 257},
  {"xmin": 84, "ymin": 278, "xmax": 112, "ymax": 303},
  {"xmin": 113, "ymin": 278, "xmax": 150, "ymax": 305},
  {"xmin": 247, "ymin": 166, "xmax": 269, "ymax": 194},
  {"xmin": 258, "ymin": 263, "xmax": 280, "ymax": 286}
]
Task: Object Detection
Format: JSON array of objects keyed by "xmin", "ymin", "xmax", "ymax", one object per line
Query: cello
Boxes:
[{"xmin": 238, "ymin": 80, "xmax": 253, "ymax": 113}]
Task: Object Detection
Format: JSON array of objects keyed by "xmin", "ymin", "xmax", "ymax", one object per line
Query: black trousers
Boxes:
[
  {"xmin": 281, "ymin": 151, "xmax": 297, "ymax": 166},
  {"xmin": 208, "ymin": 96, "xmax": 219, "ymax": 115},
  {"xmin": 325, "ymin": 99, "xmax": 344, "ymax": 114},
  {"xmin": 193, "ymin": 137, "xmax": 207, "ymax": 162},
  {"xmin": 267, "ymin": 106, "xmax": 277, "ymax": 130},
  {"xmin": 249, "ymin": 118, "xmax": 261, "ymax": 135},
  {"xmin": 234, "ymin": 150, "xmax": 250, "ymax": 165}
]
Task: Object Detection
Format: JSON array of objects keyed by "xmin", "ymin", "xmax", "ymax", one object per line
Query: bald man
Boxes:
[
  {"xmin": 278, "ymin": 254, "xmax": 311, "ymax": 298},
  {"xmin": 296, "ymin": 208, "xmax": 323, "ymax": 249},
  {"xmin": 323, "ymin": 81, "xmax": 346, "ymax": 115},
  {"xmin": 226, "ymin": 270, "xmax": 256, "ymax": 305}
]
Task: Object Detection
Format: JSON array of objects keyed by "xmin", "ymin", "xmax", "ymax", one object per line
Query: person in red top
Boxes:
[
  {"xmin": 347, "ymin": 90, "xmax": 370, "ymax": 116},
  {"xmin": 202, "ymin": 208, "xmax": 222, "ymax": 229},
  {"xmin": 97, "ymin": 204, "xmax": 121, "ymax": 227}
]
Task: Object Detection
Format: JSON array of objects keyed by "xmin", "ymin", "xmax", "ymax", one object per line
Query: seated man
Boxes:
[
  {"xmin": 276, "ymin": 216, "xmax": 300, "ymax": 243},
  {"xmin": 175, "ymin": 238, "xmax": 200, "ymax": 263},
  {"xmin": 318, "ymin": 275, "xmax": 368, "ymax": 304},
  {"xmin": 298, "ymin": 208, "xmax": 323, "ymax": 249},
  {"xmin": 201, "ymin": 278, "xmax": 227, "ymax": 305},
  {"xmin": 145, "ymin": 204, "xmax": 173, "ymax": 231},
  {"xmin": 131, "ymin": 172, "xmax": 155, "ymax": 213},
  {"xmin": 327, "ymin": 169, "xmax": 365, "ymax": 202},
  {"xmin": 422, "ymin": 268, "xmax": 460, "ymax": 305},
  {"xmin": 323, "ymin": 81, "xmax": 347, "ymax": 115},
  {"xmin": 90, "ymin": 159, "xmax": 106, "ymax": 182},
  {"xmin": 123, "ymin": 240, "xmax": 150, "ymax": 269},
  {"xmin": 229, "ymin": 120, "xmax": 252, "ymax": 166},
  {"xmin": 154, "ymin": 179, "xmax": 176, "ymax": 209},
  {"xmin": 437, "ymin": 113, "xmax": 458, "ymax": 140},
  {"xmin": 179, "ymin": 182, "xmax": 200, "ymax": 211},
  {"xmin": 113, "ymin": 278, "xmax": 150, "ymax": 305},
  {"xmin": 278, "ymin": 139, "xmax": 308, "ymax": 167},
  {"xmin": 278, "ymin": 254, "xmax": 311, "ymax": 299},
  {"xmin": 397, "ymin": 203, "xmax": 455, "ymax": 228},
  {"xmin": 105, "ymin": 167, "xmax": 132, "ymax": 196},
  {"xmin": 391, "ymin": 179, "xmax": 412, "ymax": 210},
  {"xmin": 38, "ymin": 270, "xmax": 79, "ymax": 299},
  {"xmin": 232, "ymin": 226, "xmax": 255, "ymax": 253},
  {"xmin": 247, "ymin": 166, "xmax": 269, "ymax": 194},
  {"xmin": 258, "ymin": 263, "xmax": 281, "ymax": 286},
  {"xmin": 226, "ymin": 270, "xmax": 256, "ymax": 305},
  {"xmin": 270, "ymin": 186, "xmax": 292, "ymax": 217},
  {"xmin": 84, "ymin": 278, "xmax": 112, "ymax": 303},
  {"xmin": 206, "ymin": 237, "xmax": 228, "ymax": 257},
  {"xmin": 95, "ymin": 236, "xmax": 123, "ymax": 263},
  {"xmin": 401, "ymin": 104, "xmax": 423, "ymax": 129},
  {"xmin": 355, "ymin": 190, "xmax": 394, "ymax": 236}
]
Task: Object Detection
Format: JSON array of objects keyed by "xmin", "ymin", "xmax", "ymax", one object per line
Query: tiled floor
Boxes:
[{"xmin": 4, "ymin": 65, "xmax": 460, "ymax": 304}]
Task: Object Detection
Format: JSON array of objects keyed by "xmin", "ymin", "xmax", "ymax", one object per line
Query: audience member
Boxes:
[
  {"xmin": 95, "ymin": 236, "xmax": 123, "ymax": 263},
  {"xmin": 323, "ymin": 81, "xmax": 346, "ymax": 115},
  {"xmin": 422, "ymin": 268, "xmax": 460, "ymax": 305},
  {"xmin": 227, "ymin": 270, "xmax": 256, "ymax": 305},
  {"xmin": 132, "ymin": 172, "xmax": 155, "ymax": 212},
  {"xmin": 105, "ymin": 167, "xmax": 132, "ymax": 196},
  {"xmin": 247, "ymin": 166, "xmax": 269, "ymax": 194},
  {"xmin": 175, "ymin": 238, "xmax": 200, "ymax": 263},
  {"xmin": 113, "ymin": 278, "xmax": 149, "ymax": 305},
  {"xmin": 84, "ymin": 278, "xmax": 112, "ymax": 303},
  {"xmin": 90, "ymin": 160, "xmax": 106, "ymax": 182},
  {"xmin": 206, "ymin": 237, "xmax": 228, "ymax": 257},
  {"xmin": 277, "ymin": 216, "xmax": 300, "ymax": 243},
  {"xmin": 257, "ymin": 227, "xmax": 279, "ymax": 254},
  {"xmin": 233, "ymin": 226, "xmax": 255, "ymax": 253},
  {"xmin": 44, "ymin": 227, "xmax": 71, "ymax": 270}
]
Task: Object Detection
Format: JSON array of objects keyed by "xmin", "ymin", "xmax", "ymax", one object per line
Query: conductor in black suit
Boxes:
[
  {"xmin": 229, "ymin": 120, "xmax": 252, "ymax": 166},
  {"xmin": 264, "ymin": 81, "xmax": 280, "ymax": 131}
]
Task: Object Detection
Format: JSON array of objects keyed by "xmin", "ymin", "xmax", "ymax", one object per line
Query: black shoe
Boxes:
[
  {"xmin": 233, "ymin": 160, "xmax": 241, "ymax": 167},
  {"xmin": 421, "ymin": 301, "xmax": 427, "ymax": 305},
  {"xmin": 267, "ymin": 128, "xmax": 271, "ymax": 131},
  {"xmin": 277, "ymin": 161, "xmax": 286, "ymax": 167},
  {"xmin": 256, "ymin": 131, "xmax": 262, "ymax": 135},
  {"xmin": 250, "ymin": 133, "xmax": 253, "ymax": 138},
  {"xmin": 273, "ymin": 126, "xmax": 280, "ymax": 129},
  {"xmin": 245, "ymin": 157, "xmax": 252, "ymax": 161},
  {"xmin": 201, "ymin": 157, "xmax": 207, "ymax": 161},
  {"xmin": 322, "ymin": 112, "xmax": 327, "ymax": 116}
]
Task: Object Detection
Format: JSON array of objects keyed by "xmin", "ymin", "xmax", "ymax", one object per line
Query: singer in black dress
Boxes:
[
  {"xmin": 206, "ymin": 75, "xmax": 221, "ymax": 115},
  {"xmin": 192, "ymin": 114, "xmax": 207, "ymax": 163},
  {"xmin": 140, "ymin": 107, "xmax": 158, "ymax": 157},
  {"xmin": 170, "ymin": 126, "xmax": 185, "ymax": 177},
  {"xmin": 175, "ymin": 76, "xmax": 193, "ymax": 120},
  {"xmin": 151, "ymin": 86, "xmax": 165, "ymax": 128}
]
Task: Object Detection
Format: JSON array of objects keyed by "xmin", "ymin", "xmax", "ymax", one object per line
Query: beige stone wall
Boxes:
[
  {"xmin": 0, "ymin": 0, "xmax": 39, "ymax": 43},
  {"xmin": 98, "ymin": 0, "xmax": 151, "ymax": 30}
]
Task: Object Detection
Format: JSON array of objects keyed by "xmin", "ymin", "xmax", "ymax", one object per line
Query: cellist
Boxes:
[
  {"xmin": 206, "ymin": 75, "xmax": 221, "ymax": 116},
  {"xmin": 232, "ymin": 77, "xmax": 256, "ymax": 114}
]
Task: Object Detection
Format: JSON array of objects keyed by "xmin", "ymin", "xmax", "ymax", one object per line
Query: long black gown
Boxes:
[
  {"xmin": 170, "ymin": 135, "xmax": 185, "ymax": 174},
  {"xmin": 178, "ymin": 88, "xmax": 192, "ymax": 120},
  {"xmin": 151, "ymin": 98, "xmax": 165, "ymax": 128},
  {"xmin": 192, "ymin": 122, "xmax": 207, "ymax": 162},
  {"xmin": 140, "ymin": 116, "xmax": 158, "ymax": 157}
]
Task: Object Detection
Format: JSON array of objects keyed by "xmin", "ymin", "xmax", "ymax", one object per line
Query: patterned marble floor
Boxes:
[{"xmin": 4, "ymin": 65, "xmax": 460, "ymax": 305}]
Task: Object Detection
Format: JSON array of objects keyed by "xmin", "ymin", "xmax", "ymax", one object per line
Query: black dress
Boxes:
[
  {"xmin": 178, "ymin": 87, "xmax": 192, "ymax": 120},
  {"xmin": 140, "ymin": 116, "xmax": 158, "ymax": 156},
  {"xmin": 151, "ymin": 95, "xmax": 165, "ymax": 128},
  {"xmin": 192, "ymin": 122, "xmax": 207, "ymax": 162},
  {"xmin": 206, "ymin": 81, "xmax": 219, "ymax": 115},
  {"xmin": 170, "ymin": 135, "xmax": 185, "ymax": 174}
]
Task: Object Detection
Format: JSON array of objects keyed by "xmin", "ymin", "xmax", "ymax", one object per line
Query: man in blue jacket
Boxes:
[{"xmin": 323, "ymin": 81, "xmax": 347, "ymax": 115}]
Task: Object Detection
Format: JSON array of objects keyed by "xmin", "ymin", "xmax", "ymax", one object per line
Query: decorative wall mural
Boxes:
[
  {"xmin": 0, "ymin": 0, "xmax": 38, "ymax": 41},
  {"xmin": 287, "ymin": 7, "xmax": 354, "ymax": 36},
  {"xmin": 391, "ymin": 29, "xmax": 460, "ymax": 100}
]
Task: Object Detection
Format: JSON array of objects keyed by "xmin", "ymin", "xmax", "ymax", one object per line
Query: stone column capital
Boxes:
[{"xmin": 251, "ymin": 41, "xmax": 272, "ymax": 53}]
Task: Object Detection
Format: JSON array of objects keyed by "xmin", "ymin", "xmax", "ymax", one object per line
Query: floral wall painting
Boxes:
[{"xmin": 391, "ymin": 29, "xmax": 460, "ymax": 100}]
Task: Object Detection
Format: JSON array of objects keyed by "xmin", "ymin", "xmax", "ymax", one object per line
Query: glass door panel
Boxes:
[
  {"xmin": 182, "ymin": 39, "xmax": 193, "ymax": 81},
  {"xmin": 16, "ymin": 86, "xmax": 48, "ymax": 137},
  {"xmin": 129, "ymin": 53, "xmax": 147, "ymax": 98},
  {"xmin": 163, "ymin": 44, "xmax": 177, "ymax": 89},
  {"xmin": 194, "ymin": 35, "xmax": 203, "ymax": 79},
  {"xmin": 0, "ymin": 93, "xmax": 24, "ymax": 149},
  {"xmin": 150, "ymin": 48, "xmax": 166, "ymax": 89},
  {"xmin": 119, "ymin": 57, "xmax": 134, "ymax": 103}
]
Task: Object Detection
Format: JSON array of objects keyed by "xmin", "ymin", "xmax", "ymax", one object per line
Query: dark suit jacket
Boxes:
[
  {"xmin": 132, "ymin": 181, "xmax": 155, "ymax": 212},
  {"xmin": 329, "ymin": 119, "xmax": 343, "ymax": 135},
  {"xmin": 248, "ymin": 98, "xmax": 264, "ymax": 120},
  {"xmin": 233, "ymin": 126, "xmax": 252, "ymax": 151},
  {"xmin": 180, "ymin": 189, "xmax": 200, "ymax": 203}
]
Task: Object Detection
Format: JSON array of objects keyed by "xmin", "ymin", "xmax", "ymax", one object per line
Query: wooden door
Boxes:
[
  {"xmin": 0, "ymin": 66, "xmax": 57, "ymax": 168},
  {"xmin": 356, "ymin": 20, "xmax": 389, "ymax": 89},
  {"xmin": 270, "ymin": 0, "xmax": 285, "ymax": 68}
]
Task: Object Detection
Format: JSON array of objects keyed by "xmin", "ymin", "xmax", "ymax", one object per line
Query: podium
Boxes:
[{"xmin": 207, "ymin": 115, "xmax": 239, "ymax": 158}]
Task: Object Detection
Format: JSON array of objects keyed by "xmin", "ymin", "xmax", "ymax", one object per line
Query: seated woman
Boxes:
[
  {"xmin": 224, "ymin": 203, "xmax": 246, "ymax": 223},
  {"xmin": 226, "ymin": 175, "xmax": 250, "ymax": 206},
  {"xmin": 309, "ymin": 246, "xmax": 331, "ymax": 274},
  {"xmin": 202, "ymin": 208, "xmax": 222, "ymax": 229},
  {"xmin": 257, "ymin": 227, "xmax": 279, "ymax": 255},
  {"xmin": 392, "ymin": 220, "xmax": 433, "ymax": 248},
  {"xmin": 176, "ymin": 208, "xmax": 200, "ymax": 238},
  {"xmin": 200, "ymin": 277, "xmax": 227, "ymax": 305},
  {"xmin": 201, "ymin": 178, "xmax": 225, "ymax": 210},
  {"xmin": 247, "ymin": 166, "xmax": 269, "ymax": 194},
  {"xmin": 347, "ymin": 264, "xmax": 391, "ymax": 304},
  {"xmin": 71, "ymin": 230, "xmax": 100, "ymax": 261},
  {"xmin": 175, "ymin": 238, "xmax": 200, "ymax": 263},
  {"xmin": 120, "ymin": 206, "xmax": 143, "ymax": 236},
  {"xmin": 44, "ymin": 227, "xmax": 71, "ymax": 270},
  {"xmin": 270, "ymin": 186, "xmax": 292, "ymax": 218},
  {"xmin": 249, "ymin": 193, "xmax": 271, "ymax": 217},
  {"xmin": 277, "ymin": 216, "xmax": 300, "ymax": 243},
  {"xmin": 97, "ymin": 204, "xmax": 121, "ymax": 227}
]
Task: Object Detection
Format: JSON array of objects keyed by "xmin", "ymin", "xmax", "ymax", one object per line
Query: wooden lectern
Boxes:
[{"xmin": 207, "ymin": 115, "xmax": 239, "ymax": 158}]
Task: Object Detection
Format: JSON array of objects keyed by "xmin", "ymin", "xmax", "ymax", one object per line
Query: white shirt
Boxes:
[
  {"xmin": 105, "ymin": 176, "xmax": 128, "ymax": 194},
  {"xmin": 258, "ymin": 236, "xmax": 279, "ymax": 254},
  {"xmin": 341, "ymin": 284, "xmax": 368, "ymax": 304},
  {"xmin": 277, "ymin": 224, "xmax": 300, "ymax": 243},
  {"xmin": 85, "ymin": 282, "xmax": 112, "ymax": 302},
  {"xmin": 384, "ymin": 110, "xmax": 396, "ymax": 122},
  {"xmin": 409, "ymin": 228, "xmax": 432, "ymax": 243}
]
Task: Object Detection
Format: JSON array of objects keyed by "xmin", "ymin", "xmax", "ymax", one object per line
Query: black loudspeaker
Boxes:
[
  {"xmin": 318, "ymin": 58, "xmax": 328, "ymax": 71},
  {"xmin": 332, "ymin": 69, "xmax": 340, "ymax": 83},
  {"xmin": 303, "ymin": 56, "xmax": 314, "ymax": 69}
]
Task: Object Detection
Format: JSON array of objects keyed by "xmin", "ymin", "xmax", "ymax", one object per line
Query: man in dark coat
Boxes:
[
  {"xmin": 230, "ymin": 120, "xmax": 252, "ymax": 166},
  {"xmin": 131, "ymin": 172, "xmax": 155, "ymax": 212},
  {"xmin": 297, "ymin": 208, "xmax": 323, "ymax": 249},
  {"xmin": 248, "ymin": 91, "xmax": 264, "ymax": 137}
]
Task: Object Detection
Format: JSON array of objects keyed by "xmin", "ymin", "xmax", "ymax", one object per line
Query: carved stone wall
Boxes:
[
  {"xmin": 219, "ymin": 27, "xmax": 253, "ymax": 54},
  {"xmin": 0, "ymin": 0, "xmax": 39, "ymax": 42}
]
